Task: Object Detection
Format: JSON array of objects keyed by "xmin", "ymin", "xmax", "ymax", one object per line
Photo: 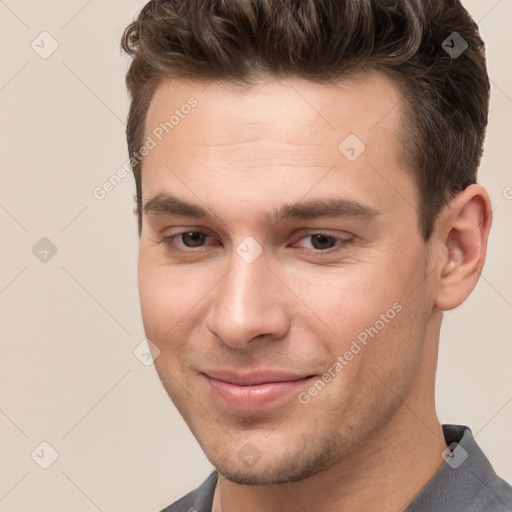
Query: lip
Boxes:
[{"xmin": 202, "ymin": 370, "xmax": 315, "ymax": 410}]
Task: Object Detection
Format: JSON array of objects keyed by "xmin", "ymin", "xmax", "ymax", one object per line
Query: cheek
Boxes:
[
  {"xmin": 284, "ymin": 262, "xmax": 407, "ymax": 340},
  {"xmin": 138, "ymin": 270, "xmax": 191, "ymax": 384},
  {"xmin": 285, "ymin": 249, "xmax": 428, "ymax": 379},
  {"xmin": 137, "ymin": 255, "xmax": 221, "ymax": 359},
  {"xmin": 138, "ymin": 258, "xmax": 191, "ymax": 342}
]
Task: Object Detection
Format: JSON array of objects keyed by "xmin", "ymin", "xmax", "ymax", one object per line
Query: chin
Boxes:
[
  {"xmin": 214, "ymin": 460, "xmax": 331, "ymax": 486},
  {"xmin": 204, "ymin": 437, "xmax": 340, "ymax": 486}
]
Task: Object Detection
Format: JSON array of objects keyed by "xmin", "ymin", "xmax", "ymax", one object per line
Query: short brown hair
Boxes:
[{"xmin": 121, "ymin": 0, "xmax": 490, "ymax": 240}]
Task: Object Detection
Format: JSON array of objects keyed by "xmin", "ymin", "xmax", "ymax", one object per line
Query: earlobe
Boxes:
[{"xmin": 434, "ymin": 184, "xmax": 492, "ymax": 311}]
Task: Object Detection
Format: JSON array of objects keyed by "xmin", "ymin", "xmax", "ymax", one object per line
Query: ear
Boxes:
[{"xmin": 432, "ymin": 184, "xmax": 492, "ymax": 311}]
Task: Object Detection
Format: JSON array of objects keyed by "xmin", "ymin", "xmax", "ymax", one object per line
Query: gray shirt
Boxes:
[{"xmin": 160, "ymin": 424, "xmax": 512, "ymax": 511}]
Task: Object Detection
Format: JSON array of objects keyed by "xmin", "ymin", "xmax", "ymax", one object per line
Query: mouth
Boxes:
[{"xmin": 201, "ymin": 369, "xmax": 316, "ymax": 410}]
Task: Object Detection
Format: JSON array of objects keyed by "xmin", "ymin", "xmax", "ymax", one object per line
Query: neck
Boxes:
[{"xmin": 213, "ymin": 312, "xmax": 447, "ymax": 512}]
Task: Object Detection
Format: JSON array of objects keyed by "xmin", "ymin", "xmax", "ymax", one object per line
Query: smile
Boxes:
[{"xmin": 201, "ymin": 370, "xmax": 315, "ymax": 410}]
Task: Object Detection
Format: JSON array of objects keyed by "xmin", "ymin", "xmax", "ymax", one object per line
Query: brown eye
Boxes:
[
  {"xmin": 309, "ymin": 234, "xmax": 338, "ymax": 250},
  {"xmin": 294, "ymin": 232, "xmax": 351, "ymax": 253},
  {"xmin": 180, "ymin": 232, "xmax": 208, "ymax": 247}
]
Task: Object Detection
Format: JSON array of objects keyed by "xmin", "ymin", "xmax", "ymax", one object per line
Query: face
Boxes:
[{"xmin": 137, "ymin": 73, "xmax": 436, "ymax": 484}]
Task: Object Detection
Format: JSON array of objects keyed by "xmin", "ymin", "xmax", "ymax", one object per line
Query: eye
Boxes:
[
  {"xmin": 161, "ymin": 231, "xmax": 212, "ymax": 251},
  {"xmin": 294, "ymin": 233, "xmax": 352, "ymax": 253},
  {"xmin": 177, "ymin": 231, "xmax": 208, "ymax": 247}
]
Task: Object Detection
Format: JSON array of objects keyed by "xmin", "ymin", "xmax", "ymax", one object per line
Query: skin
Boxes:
[{"xmin": 137, "ymin": 73, "xmax": 492, "ymax": 512}]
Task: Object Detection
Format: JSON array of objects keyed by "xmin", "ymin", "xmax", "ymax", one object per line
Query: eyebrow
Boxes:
[{"xmin": 143, "ymin": 193, "xmax": 381, "ymax": 224}]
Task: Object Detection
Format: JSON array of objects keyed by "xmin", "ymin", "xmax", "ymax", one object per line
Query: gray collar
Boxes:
[{"xmin": 406, "ymin": 424, "xmax": 512, "ymax": 511}]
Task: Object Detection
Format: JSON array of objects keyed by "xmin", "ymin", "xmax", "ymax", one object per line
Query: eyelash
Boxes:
[{"xmin": 159, "ymin": 230, "xmax": 352, "ymax": 256}]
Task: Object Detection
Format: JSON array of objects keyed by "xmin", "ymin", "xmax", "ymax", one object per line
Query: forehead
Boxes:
[
  {"xmin": 141, "ymin": 72, "xmax": 417, "ymax": 227},
  {"xmin": 145, "ymin": 72, "xmax": 405, "ymax": 153}
]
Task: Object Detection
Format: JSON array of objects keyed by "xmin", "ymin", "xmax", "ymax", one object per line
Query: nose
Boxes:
[{"xmin": 205, "ymin": 247, "xmax": 290, "ymax": 350}]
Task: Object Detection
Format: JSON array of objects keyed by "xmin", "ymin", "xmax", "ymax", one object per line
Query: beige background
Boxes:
[{"xmin": 0, "ymin": 1, "xmax": 511, "ymax": 511}]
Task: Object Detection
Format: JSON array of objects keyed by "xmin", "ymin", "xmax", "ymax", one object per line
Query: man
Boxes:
[{"xmin": 121, "ymin": 0, "xmax": 512, "ymax": 510}]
